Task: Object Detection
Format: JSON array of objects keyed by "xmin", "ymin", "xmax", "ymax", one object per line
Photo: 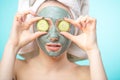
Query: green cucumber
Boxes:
[
  {"xmin": 58, "ymin": 20, "xmax": 70, "ymax": 32},
  {"xmin": 37, "ymin": 19, "xmax": 49, "ymax": 32}
]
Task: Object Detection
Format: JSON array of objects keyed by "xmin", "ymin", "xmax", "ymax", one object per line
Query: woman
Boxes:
[{"xmin": 0, "ymin": 0, "xmax": 107, "ymax": 80}]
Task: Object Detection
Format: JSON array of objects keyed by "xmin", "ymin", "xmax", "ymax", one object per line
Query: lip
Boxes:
[{"xmin": 45, "ymin": 43, "xmax": 62, "ymax": 52}]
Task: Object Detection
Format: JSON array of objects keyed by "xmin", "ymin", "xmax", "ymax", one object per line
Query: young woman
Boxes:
[{"xmin": 0, "ymin": 0, "xmax": 107, "ymax": 80}]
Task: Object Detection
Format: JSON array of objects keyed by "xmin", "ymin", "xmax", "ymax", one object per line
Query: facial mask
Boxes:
[{"xmin": 34, "ymin": 6, "xmax": 75, "ymax": 57}]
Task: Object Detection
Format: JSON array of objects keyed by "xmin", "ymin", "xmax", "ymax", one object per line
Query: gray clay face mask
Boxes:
[{"xmin": 34, "ymin": 6, "xmax": 75, "ymax": 57}]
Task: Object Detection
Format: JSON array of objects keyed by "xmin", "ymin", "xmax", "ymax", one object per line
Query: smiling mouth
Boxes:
[{"xmin": 46, "ymin": 43, "xmax": 62, "ymax": 52}]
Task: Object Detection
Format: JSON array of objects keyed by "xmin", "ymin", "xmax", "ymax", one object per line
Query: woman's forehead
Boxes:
[
  {"xmin": 37, "ymin": 6, "xmax": 71, "ymax": 21},
  {"xmin": 37, "ymin": 1, "xmax": 70, "ymax": 13}
]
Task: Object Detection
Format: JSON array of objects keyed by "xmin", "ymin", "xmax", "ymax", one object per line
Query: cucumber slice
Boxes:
[
  {"xmin": 37, "ymin": 19, "xmax": 49, "ymax": 32},
  {"xmin": 58, "ymin": 20, "xmax": 70, "ymax": 32}
]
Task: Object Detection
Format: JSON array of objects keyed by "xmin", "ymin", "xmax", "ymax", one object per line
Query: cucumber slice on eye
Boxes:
[
  {"xmin": 37, "ymin": 19, "xmax": 49, "ymax": 32},
  {"xmin": 58, "ymin": 20, "xmax": 70, "ymax": 32}
]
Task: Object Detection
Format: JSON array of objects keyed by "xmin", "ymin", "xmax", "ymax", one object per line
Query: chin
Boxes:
[{"xmin": 46, "ymin": 51, "xmax": 62, "ymax": 57}]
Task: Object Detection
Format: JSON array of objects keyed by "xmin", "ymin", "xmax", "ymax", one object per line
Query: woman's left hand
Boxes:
[{"xmin": 61, "ymin": 16, "xmax": 98, "ymax": 53}]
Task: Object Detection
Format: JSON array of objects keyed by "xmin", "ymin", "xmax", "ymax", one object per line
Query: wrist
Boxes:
[
  {"xmin": 5, "ymin": 41, "xmax": 20, "ymax": 54},
  {"xmin": 86, "ymin": 45, "xmax": 100, "ymax": 57},
  {"xmin": 86, "ymin": 43, "xmax": 99, "ymax": 52}
]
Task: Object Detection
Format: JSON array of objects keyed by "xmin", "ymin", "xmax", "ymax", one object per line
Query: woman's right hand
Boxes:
[{"xmin": 8, "ymin": 11, "xmax": 46, "ymax": 51}]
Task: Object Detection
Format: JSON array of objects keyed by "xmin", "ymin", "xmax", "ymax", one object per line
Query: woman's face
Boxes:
[{"xmin": 34, "ymin": 6, "xmax": 75, "ymax": 57}]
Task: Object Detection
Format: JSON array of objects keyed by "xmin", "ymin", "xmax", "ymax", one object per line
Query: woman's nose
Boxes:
[
  {"xmin": 50, "ymin": 37, "xmax": 58, "ymax": 42},
  {"xmin": 48, "ymin": 27, "xmax": 59, "ymax": 42}
]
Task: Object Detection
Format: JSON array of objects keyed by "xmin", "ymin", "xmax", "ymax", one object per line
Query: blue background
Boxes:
[{"xmin": 0, "ymin": 0, "xmax": 120, "ymax": 80}]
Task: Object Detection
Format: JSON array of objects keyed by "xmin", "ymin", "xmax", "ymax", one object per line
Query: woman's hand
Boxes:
[
  {"xmin": 8, "ymin": 11, "xmax": 46, "ymax": 51},
  {"xmin": 61, "ymin": 16, "xmax": 98, "ymax": 53},
  {"xmin": 61, "ymin": 16, "xmax": 107, "ymax": 80}
]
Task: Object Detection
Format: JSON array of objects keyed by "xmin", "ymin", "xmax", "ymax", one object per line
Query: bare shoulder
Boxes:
[
  {"xmin": 76, "ymin": 65, "xmax": 91, "ymax": 80},
  {"xmin": 14, "ymin": 59, "xmax": 28, "ymax": 72},
  {"xmin": 15, "ymin": 59, "xmax": 27, "ymax": 67},
  {"xmin": 13, "ymin": 59, "xmax": 28, "ymax": 80},
  {"xmin": 77, "ymin": 65, "xmax": 90, "ymax": 72}
]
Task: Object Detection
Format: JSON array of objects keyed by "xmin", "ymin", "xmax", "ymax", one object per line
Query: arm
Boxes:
[
  {"xmin": 0, "ymin": 42, "xmax": 18, "ymax": 80},
  {"xmin": 87, "ymin": 47, "xmax": 107, "ymax": 80},
  {"xmin": 0, "ymin": 11, "xmax": 46, "ymax": 80},
  {"xmin": 61, "ymin": 16, "xmax": 107, "ymax": 80}
]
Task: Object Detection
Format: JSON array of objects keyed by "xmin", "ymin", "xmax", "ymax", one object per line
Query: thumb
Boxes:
[
  {"xmin": 20, "ymin": 32, "xmax": 47, "ymax": 48},
  {"xmin": 29, "ymin": 32, "xmax": 47, "ymax": 42},
  {"xmin": 60, "ymin": 32, "xmax": 75, "ymax": 42}
]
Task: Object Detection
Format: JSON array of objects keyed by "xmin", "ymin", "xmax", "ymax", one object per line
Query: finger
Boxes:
[
  {"xmin": 64, "ymin": 18, "xmax": 83, "ymax": 31},
  {"xmin": 80, "ymin": 16, "xmax": 87, "ymax": 27},
  {"xmin": 44, "ymin": 17, "xmax": 52, "ymax": 26},
  {"xmin": 76, "ymin": 16, "xmax": 83, "ymax": 22},
  {"xmin": 75, "ymin": 16, "xmax": 85, "ymax": 29},
  {"xmin": 15, "ymin": 11, "xmax": 36, "ymax": 22},
  {"xmin": 25, "ymin": 17, "xmax": 43, "ymax": 29},
  {"xmin": 16, "ymin": 14, "xmax": 23, "ymax": 23},
  {"xmin": 60, "ymin": 32, "xmax": 75, "ymax": 42},
  {"xmin": 86, "ymin": 16, "xmax": 96, "ymax": 24},
  {"xmin": 86, "ymin": 17, "xmax": 97, "ymax": 30},
  {"xmin": 78, "ymin": 16, "xmax": 89, "ymax": 32},
  {"xmin": 22, "ymin": 10, "xmax": 36, "ymax": 22},
  {"xmin": 21, "ymin": 32, "xmax": 47, "ymax": 47},
  {"xmin": 23, "ymin": 10, "xmax": 36, "ymax": 16},
  {"xmin": 29, "ymin": 32, "xmax": 47, "ymax": 42},
  {"xmin": 64, "ymin": 18, "xmax": 79, "ymax": 27}
]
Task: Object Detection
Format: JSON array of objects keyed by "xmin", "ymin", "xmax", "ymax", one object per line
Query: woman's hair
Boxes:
[{"xmin": 18, "ymin": 0, "xmax": 89, "ymax": 62}]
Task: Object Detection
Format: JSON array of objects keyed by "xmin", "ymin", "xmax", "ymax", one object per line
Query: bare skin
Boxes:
[
  {"xmin": 14, "ymin": 52, "xmax": 90, "ymax": 80},
  {"xmin": 0, "ymin": 1, "xmax": 107, "ymax": 80}
]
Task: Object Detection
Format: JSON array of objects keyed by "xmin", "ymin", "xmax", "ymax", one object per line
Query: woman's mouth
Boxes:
[{"xmin": 46, "ymin": 43, "xmax": 62, "ymax": 52}]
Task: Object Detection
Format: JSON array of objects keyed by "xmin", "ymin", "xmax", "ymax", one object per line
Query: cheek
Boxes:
[
  {"xmin": 37, "ymin": 35, "xmax": 48, "ymax": 46},
  {"xmin": 60, "ymin": 38, "xmax": 71, "ymax": 52},
  {"xmin": 60, "ymin": 35, "xmax": 71, "ymax": 46}
]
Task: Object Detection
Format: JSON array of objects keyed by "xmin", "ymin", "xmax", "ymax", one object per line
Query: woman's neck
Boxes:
[{"xmin": 30, "ymin": 49, "xmax": 73, "ymax": 71}]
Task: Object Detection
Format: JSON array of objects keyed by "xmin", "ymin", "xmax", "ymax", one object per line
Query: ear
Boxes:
[{"xmin": 29, "ymin": 0, "xmax": 36, "ymax": 6}]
